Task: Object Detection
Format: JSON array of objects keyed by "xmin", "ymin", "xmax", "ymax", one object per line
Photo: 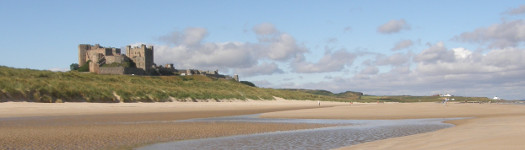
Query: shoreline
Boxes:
[
  {"xmin": 0, "ymin": 100, "xmax": 346, "ymax": 150},
  {"xmin": 1, "ymin": 101, "xmax": 524, "ymax": 149},
  {"xmin": 260, "ymin": 102, "xmax": 525, "ymax": 150}
]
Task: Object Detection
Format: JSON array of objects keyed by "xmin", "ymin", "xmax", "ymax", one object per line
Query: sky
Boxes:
[{"xmin": 1, "ymin": 0, "xmax": 524, "ymax": 100}]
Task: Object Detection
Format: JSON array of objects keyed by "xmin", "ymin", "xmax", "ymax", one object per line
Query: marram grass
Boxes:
[{"xmin": 0, "ymin": 66, "xmax": 352, "ymax": 103}]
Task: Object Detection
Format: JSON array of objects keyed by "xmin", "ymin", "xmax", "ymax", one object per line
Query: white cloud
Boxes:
[
  {"xmin": 158, "ymin": 27, "xmax": 208, "ymax": 46},
  {"xmin": 48, "ymin": 68, "xmax": 69, "ymax": 72},
  {"xmin": 264, "ymin": 33, "xmax": 308, "ymax": 61},
  {"xmin": 292, "ymin": 44, "xmax": 525, "ymax": 100},
  {"xmin": 505, "ymin": 5, "xmax": 525, "ymax": 15},
  {"xmin": 376, "ymin": 53, "xmax": 410, "ymax": 66},
  {"xmin": 234, "ymin": 62, "xmax": 284, "ymax": 77},
  {"xmin": 413, "ymin": 42, "xmax": 455, "ymax": 64},
  {"xmin": 377, "ymin": 19, "xmax": 410, "ymax": 34},
  {"xmin": 253, "ymin": 23, "xmax": 279, "ymax": 35},
  {"xmin": 391, "ymin": 40, "xmax": 413, "ymax": 51},
  {"xmin": 155, "ymin": 23, "xmax": 308, "ymax": 77},
  {"xmin": 292, "ymin": 49, "xmax": 357, "ymax": 73},
  {"xmin": 359, "ymin": 66, "xmax": 379, "ymax": 75},
  {"xmin": 454, "ymin": 20, "xmax": 525, "ymax": 48},
  {"xmin": 154, "ymin": 42, "xmax": 257, "ymax": 70}
]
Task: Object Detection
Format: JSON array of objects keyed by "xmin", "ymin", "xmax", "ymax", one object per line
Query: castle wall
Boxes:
[
  {"xmin": 98, "ymin": 67, "xmax": 145, "ymax": 75},
  {"xmin": 98, "ymin": 67, "xmax": 125, "ymax": 75},
  {"xmin": 105, "ymin": 55, "xmax": 127, "ymax": 64}
]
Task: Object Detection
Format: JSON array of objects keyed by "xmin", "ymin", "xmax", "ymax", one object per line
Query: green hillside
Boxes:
[{"xmin": 0, "ymin": 66, "xmax": 352, "ymax": 103}]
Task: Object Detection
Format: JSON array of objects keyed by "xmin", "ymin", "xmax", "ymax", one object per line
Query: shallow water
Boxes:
[{"xmin": 137, "ymin": 115, "xmax": 461, "ymax": 150}]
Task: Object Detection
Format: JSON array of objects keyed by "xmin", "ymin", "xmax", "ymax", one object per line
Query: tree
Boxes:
[
  {"xmin": 70, "ymin": 63, "xmax": 79, "ymax": 71},
  {"xmin": 77, "ymin": 60, "xmax": 90, "ymax": 72}
]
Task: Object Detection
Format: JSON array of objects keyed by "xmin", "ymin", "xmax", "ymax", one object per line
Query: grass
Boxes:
[
  {"xmin": 0, "ymin": 66, "xmax": 352, "ymax": 103},
  {"xmin": 0, "ymin": 66, "xmax": 492, "ymax": 103}
]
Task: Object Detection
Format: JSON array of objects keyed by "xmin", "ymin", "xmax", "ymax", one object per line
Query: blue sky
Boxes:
[{"xmin": 1, "ymin": 0, "xmax": 524, "ymax": 99}]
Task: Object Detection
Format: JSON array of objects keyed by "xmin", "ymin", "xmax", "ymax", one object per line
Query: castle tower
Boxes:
[
  {"xmin": 233, "ymin": 74, "xmax": 239, "ymax": 82},
  {"xmin": 78, "ymin": 44, "xmax": 91, "ymax": 67},
  {"xmin": 126, "ymin": 44, "xmax": 154, "ymax": 74}
]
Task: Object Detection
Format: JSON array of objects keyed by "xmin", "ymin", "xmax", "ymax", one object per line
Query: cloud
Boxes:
[
  {"xmin": 454, "ymin": 20, "xmax": 525, "ymax": 48},
  {"xmin": 505, "ymin": 5, "xmax": 525, "ymax": 15},
  {"xmin": 413, "ymin": 42, "xmax": 455, "ymax": 64},
  {"xmin": 155, "ymin": 23, "xmax": 308, "ymax": 77},
  {"xmin": 376, "ymin": 53, "xmax": 410, "ymax": 66},
  {"xmin": 359, "ymin": 66, "xmax": 379, "ymax": 75},
  {"xmin": 391, "ymin": 40, "xmax": 413, "ymax": 51},
  {"xmin": 252, "ymin": 80, "xmax": 273, "ymax": 87},
  {"xmin": 263, "ymin": 33, "xmax": 308, "ymax": 61},
  {"xmin": 48, "ymin": 68, "xmax": 69, "ymax": 72},
  {"xmin": 292, "ymin": 49, "xmax": 357, "ymax": 73},
  {"xmin": 155, "ymin": 42, "xmax": 257, "ymax": 70},
  {"xmin": 158, "ymin": 27, "xmax": 208, "ymax": 46},
  {"xmin": 293, "ymin": 43, "xmax": 525, "ymax": 99},
  {"xmin": 253, "ymin": 23, "xmax": 279, "ymax": 35},
  {"xmin": 377, "ymin": 19, "xmax": 410, "ymax": 34},
  {"xmin": 234, "ymin": 62, "xmax": 284, "ymax": 77}
]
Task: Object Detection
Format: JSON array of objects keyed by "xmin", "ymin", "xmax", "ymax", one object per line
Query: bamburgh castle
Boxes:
[{"xmin": 78, "ymin": 44, "xmax": 239, "ymax": 81}]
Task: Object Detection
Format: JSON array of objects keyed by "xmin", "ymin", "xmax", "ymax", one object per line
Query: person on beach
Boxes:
[{"xmin": 318, "ymin": 101, "xmax": 320, "ymax": 106}]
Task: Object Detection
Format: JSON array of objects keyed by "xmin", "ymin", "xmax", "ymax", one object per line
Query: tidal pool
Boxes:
[{"xmin": 137, "ymin": 114, "xmax": 461, "ymax": 150}]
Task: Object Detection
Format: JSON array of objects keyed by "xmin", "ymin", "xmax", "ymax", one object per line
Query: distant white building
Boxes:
[{"xmin": 493, "ymin": 96, "xmax": 500, "ymax": 100}]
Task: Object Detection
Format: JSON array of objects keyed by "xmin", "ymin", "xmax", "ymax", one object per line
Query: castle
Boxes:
[{"xmin": 78, "ymin": 44, "xmax": 238, "ymax": 81}]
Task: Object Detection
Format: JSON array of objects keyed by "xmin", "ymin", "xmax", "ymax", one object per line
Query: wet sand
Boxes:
[
  {"xmin": 0, "ymin": 100, "xmax": 344, "ymax": 149},
  {"xmin": 2, "ymin": 101, "xmax": 525, "ymax": 149},
  {"xmin": 261, "ymin": 102, "xmax": 525, "ymax": 150}
]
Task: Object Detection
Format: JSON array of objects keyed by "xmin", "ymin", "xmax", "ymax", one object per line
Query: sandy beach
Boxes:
[
  {"xmin": 262, "ymin": 102, "xmax": 525, "ymax": 150},
  {"xmin": 1, "ymin": 101, "xmax": 525, "ymax": 149},
  {"xmin": 0, "ymin": 100, "xmax": 344, "ymax": 149}
]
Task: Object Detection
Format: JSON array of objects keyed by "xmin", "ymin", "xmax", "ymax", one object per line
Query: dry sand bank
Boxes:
[
  {"xmin": 260, "ymin": 102, "xmax": 525, "ymax": 150},
  {"xmin": 0, "ymin": 99, "xmax": 344, "ymax": 118},
  {"xmin": 0, "ymin": 100, "xmax": 346, "ymax": 149}
]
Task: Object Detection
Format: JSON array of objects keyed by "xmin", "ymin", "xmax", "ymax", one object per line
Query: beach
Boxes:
[
  {"xmin": 1, "ymin": 101, "xmax": 524, "ymax": 149},
  {"xmin": 262, "ymin": 102, "xmax": 525, "ymax": 150},
  {"xmin": 0, "ymin": 100, "xmax": 343, "ymax": 149}
]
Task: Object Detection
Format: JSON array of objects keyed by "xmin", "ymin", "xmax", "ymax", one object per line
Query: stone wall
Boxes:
[
  {"xmin": 98, "ymin": 67, "xmax": 125, "ymax": 75},
  {"xmin": 105, "ymin": 55, "xmax": 127, "ymax": 64},
  {"xmin": 98, "ymin": 67, "xmax": 145, "ymax": 75}
]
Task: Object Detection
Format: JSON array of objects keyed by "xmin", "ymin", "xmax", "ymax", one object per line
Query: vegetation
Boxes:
[
  {"xmin": 0, "ymin": 66, "xmax": 493, "ymax": 103},
  {"xmin": 282, "ymin": 89, "xmax": 363, "ymax": 100},
  {"xmin": 0, "ymin": 66, "xmax": 352, "ymax": 103},
  {"xmin": 240, "ymin": 81, "xmax": 256, "ymax": 87},
  {"xmin": 70, "ymin": 63, "xmax": 79, "ymax": 71},
  {"xmin": 77, "ymin": 60, "xmax": 90, "ymax": 72}
]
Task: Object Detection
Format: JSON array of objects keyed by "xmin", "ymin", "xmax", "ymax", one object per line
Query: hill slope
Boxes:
[{"xmin": 0, "ymin": 66, "xmax": 352, "ymax": 103}]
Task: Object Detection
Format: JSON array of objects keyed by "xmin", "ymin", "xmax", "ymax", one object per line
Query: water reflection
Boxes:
[{"xmin": 137, "ymin": 114, "xmax": 462, "ymax": 150}]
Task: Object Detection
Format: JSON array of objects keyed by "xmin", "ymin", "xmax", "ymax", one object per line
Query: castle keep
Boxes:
[{"xmin": 78, "ymin": 44, "xmax": 239, "ymax": 81}]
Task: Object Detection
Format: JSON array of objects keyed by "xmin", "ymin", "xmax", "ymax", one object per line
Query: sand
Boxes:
[
  {"xmin": 2, "ymin": 101, "xmax": 525, "ymax": 149},
  {"xmin": 261, "ymin": 102, "xmax": 525, "ymax": 150},
  {"xmin": 0, "ymin": 100, "xmax": 345, "ymax": 149}
]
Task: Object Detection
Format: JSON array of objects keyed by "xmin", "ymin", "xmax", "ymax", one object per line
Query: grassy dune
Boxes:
[
  {"xmin": 0, "ymin": 66, "xmax": 491, "ymax": 103},
  {"xmin": 0, "ymin": 66, "xmax": 353, "ymax": 103}
]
